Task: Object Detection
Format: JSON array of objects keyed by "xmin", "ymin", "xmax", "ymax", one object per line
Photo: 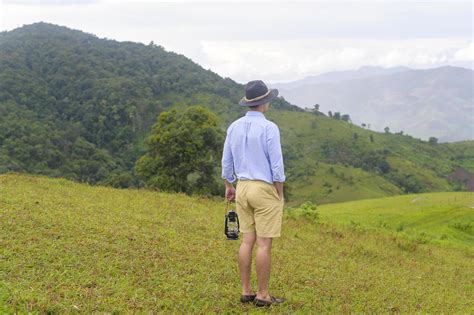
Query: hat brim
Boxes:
[{"xmin": 239, "ymin": 89, "xmax": 279, "ymax": 107}]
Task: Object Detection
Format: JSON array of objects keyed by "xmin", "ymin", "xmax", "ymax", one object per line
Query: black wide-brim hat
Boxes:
[{"xmin": 239, "ymin": 80, "xmax": 279, "ymax": 106}]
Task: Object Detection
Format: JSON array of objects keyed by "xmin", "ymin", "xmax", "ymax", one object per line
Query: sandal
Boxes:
[
  {"xmin": 254, "ymin": 295, "xmax": 286, "ymax": 307},
  {"xmin": 240, "ymin": 294, "xmax": 257, "ymax": 303}
]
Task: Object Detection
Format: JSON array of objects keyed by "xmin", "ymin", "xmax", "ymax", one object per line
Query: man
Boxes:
[{"xmin": 221, "ymin": 80, "xmax": 286, "ymax": 307}]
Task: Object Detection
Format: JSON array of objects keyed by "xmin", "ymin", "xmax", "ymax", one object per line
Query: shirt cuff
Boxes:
[
  {"xmin": 272, "ymin": 174, "xmax": 286, "ymax": 182},
  {"xmin": 223, "ymin": 174, "xmax": 237, "ymax": 183}
]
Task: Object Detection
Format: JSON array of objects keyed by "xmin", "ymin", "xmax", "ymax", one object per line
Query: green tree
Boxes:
[
  {"xmin": 428, "ymin": 137, "xmax": 438, "ymax": 145},
  {"xmin": 341, "ymin": 114, "xmax": 351, "ymax": 122},
  {"xmin": 311, "ymin": 104, "xmax": 321, "ymax": 115},
  {"xmin": 135, "ymin": 106, "xmax": 223, "ymax": 195}
]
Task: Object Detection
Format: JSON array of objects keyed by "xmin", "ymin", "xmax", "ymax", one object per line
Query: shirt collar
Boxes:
[{"xmin": 245, "ymin": 111, "xmax": 265, "ymax": 118}]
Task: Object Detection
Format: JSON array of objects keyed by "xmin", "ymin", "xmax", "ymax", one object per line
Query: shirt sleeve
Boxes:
[
  {"xmin": 267, "ymin": 124, "xmax": 286, "ymax": 182},
  {"xmin": 221, "ymin": 126, "xmax": 237, "ymax": 183}
]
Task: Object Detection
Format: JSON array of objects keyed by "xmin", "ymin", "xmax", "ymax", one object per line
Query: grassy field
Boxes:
[
  {"xmin": 317, "ymin": 192, "xmax": 474, "ymax": 249},
  {"xmin": 1, "ymin": 174, "xmax": 473, "ymax": 313}
]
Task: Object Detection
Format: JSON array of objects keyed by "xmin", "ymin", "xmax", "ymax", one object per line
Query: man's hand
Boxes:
[
  {"xmin": 274, "ymin": 181, "xmax": 284, "ymax": 201},
  {"xmin": 225, "ymin": 186, "xmax": 236, "ymax": 201},
  {"xmin": 224, "ymin": 180, "xmax": 236, "ymax": 201}
]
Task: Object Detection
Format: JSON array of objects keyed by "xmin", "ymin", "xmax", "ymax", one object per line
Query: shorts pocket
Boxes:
[{"xmin": 270, "ymin": 185, "xmax": 281, "ymax": 201}]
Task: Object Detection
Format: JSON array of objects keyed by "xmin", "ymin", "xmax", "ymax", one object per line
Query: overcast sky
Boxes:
[{"xmin": 0, "ymin": 0, "xmax": 472, "ymax": 83}]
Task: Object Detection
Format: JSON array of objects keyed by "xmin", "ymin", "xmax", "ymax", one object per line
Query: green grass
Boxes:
[
  {"xmin": 288, "ymin": 161, "xmax": 403, "ymax": 206},
  {"xmin": 318, "ymin": 192, "xmax": 474, "ymax": 249},
  {"xmin": 1, "ymin": 174, "xmax": 473, "ymax": 313}
]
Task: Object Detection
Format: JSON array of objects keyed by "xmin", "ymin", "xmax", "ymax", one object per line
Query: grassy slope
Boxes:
[
  {"xmin": 265, "ymin": 110, "xmax": 461, "ymax": 203},
  {"xmin": 164, "ymin": 92, "xmax": 467, "ymax": 205},
  {"xmin": 318, "ymin": 192, "xmax": 474, "ymax": 249},
  {"xmin": 0, "ymin": 174, "xmax": 473, "ymax": 313},
  {"xmin": 444, "ymin": 140, "xmax": 474, "ymax": 172}
]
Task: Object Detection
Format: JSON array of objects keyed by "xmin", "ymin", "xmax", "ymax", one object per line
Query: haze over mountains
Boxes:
[{"xmin": 271, "ymin": 66, "xmax": 474, "ymax": 142}]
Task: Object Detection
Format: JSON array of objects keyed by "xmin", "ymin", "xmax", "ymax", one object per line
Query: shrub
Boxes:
[
  {"xmin": 285, "ymin": 201, "xmax": 319, "ymax": 224},
  {"xmin": 349, "ymin": 220, "xmax": 361, "ymax": 230},
  {"xmin": 450, "ymin": 222, "xmax": 473, "ymax": 234},
  {"xmin": 413, "ymin": 231, "xmax": 430, "ymax": 244},
  {"xmin": 395, "ymin": 238, "xmax": 418, "ymax": 252},
  {"xmin": 396, "ymin": 223, "xmax": 405, "ymax": 232}
]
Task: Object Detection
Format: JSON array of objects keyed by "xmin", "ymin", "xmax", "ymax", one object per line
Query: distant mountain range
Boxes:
[
  {"xmin": 271, "ymin": 66, "xmax": 474, "ymax": 142},
  {"xmin": 271, "ymin": 66, "xmax": 411, "ymax": 90}
]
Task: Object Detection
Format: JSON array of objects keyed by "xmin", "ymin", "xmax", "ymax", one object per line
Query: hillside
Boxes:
[
  {"xmin": 0, "ymin": 22, "xmax": 299, "ymax": 187},
  {"xmin": 0, "ymin": 174, "xmax": 473, "ymax": 313},
  {"xmin": 275, "ymin": 66, "xmax": 474, "ymax": 142},
  {"xmin": 0, "ymin": 22, "xmax": 473, "ymax": 205},
  {"xmin": 318, "ymin": 191, "xmax": 474, "ymax": 248}
]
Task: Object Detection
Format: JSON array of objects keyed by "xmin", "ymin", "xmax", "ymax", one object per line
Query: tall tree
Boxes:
[
  {"xmin": 428, "ymin": 137, "xmax": 438, "ymax": 145},
  {"xmin": 135, "ymin": 106, "xmax": 223, "ymax": 195}
]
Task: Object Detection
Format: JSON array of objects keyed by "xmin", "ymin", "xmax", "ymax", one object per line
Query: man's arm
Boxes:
[
  {"xmin": 224, "ymin": 179, "xmax": 236, "ymax": 201},
  {"xmin": 222, "ymin": 127, "xmax": 236, "ymax": 200},
  {"xmin": 274, "ymin": 181, "xmax": 284, "ymax": 201},
  {"xmin": 267, "ymin": 124, "xmax": 286, "ymax": 201}
]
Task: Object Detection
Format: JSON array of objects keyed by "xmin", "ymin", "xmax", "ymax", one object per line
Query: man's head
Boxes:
[{"xmin": 239, "ymin": 80, "xmax": 278, "ymax": 109}]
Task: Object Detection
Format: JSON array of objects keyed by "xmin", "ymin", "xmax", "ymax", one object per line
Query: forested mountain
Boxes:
[
  {"xmin": 273, "ymin": 66, "xmax": 474, "ymax": 142},
  {"xmin": 1, "ymin": 23, "xmax": 472, "ymax": 204},
  {"xmin": 0, "ymin": 22, "xmax": 299, "ymax": 187}
]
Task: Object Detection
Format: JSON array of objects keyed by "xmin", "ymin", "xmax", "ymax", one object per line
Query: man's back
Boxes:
[{"xmin": 221, "ymin": 111, "xmax": 285, "ymax": 185}]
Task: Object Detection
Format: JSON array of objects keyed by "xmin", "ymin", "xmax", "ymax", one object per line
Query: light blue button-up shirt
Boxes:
[{"xmin": 221, "ymin": 111, "xmax": 286, "ymax": 185}]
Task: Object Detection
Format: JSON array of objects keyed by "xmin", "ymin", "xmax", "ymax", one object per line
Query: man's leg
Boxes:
[
  {"xmin": 238, "ymin": 232, "xmax": 256, "ymax": 295},
  {"xmin": 255, "ymin": 236, "xmax": 273, "ymax": 301}
]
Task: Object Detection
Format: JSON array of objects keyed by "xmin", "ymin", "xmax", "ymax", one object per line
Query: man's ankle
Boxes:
[
  {"xmin": 242, "ymin": 287, "xmax": 254, "ymax": 295},
  {"xmin": 256, "ymin": 292, "xmax": 270, "ymax": 300}
]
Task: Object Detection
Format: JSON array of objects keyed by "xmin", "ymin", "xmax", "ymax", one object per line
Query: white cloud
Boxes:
[
  {"xmin": 199, "ymin": 39, "xmax": 473, "ymax": 83},
  {"xmin": 454, "ymin": 42, "xmax": 474, "ymax": 61},
  {"xmin": 0, "ymin": 1, "xmax": 471, "ymax": 82}
]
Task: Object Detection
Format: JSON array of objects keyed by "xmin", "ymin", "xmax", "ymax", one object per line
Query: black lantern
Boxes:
[{"xmin": 224, "ymin": 202, "xmax": 240, "ymax": 240}]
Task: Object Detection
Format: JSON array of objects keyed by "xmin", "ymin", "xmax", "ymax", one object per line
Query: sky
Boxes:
[{"xmin": 0, "ymin": 0, "xmax": 472, "ymax": 83}]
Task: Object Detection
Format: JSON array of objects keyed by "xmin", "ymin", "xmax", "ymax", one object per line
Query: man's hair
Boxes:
[{"xmin": 248, "ymin": 102, "xmax": 269, "ymax": 110}]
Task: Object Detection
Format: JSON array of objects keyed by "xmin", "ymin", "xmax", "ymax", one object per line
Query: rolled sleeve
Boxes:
[
  {"xmin": 267, "ymin": 124, "xmax": 286, "ymax": 182},
  {"xmin": 221, "ymin": 129, "xmax": 236, "ymax": 183}
]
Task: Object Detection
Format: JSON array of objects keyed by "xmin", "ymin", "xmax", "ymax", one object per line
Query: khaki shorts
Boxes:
[{"xmin": 236, "ymin": 180, "xmax": 284, "ymax": 238}]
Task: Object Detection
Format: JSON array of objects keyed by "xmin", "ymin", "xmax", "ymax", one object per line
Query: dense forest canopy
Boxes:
[{"xmin": 0, "ymin": 22, "xmax": 300, "ymax": 187}]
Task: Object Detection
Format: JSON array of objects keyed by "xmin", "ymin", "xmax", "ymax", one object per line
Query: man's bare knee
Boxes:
[
  {"xmin": 256, "ymin": 236, "xmax": 272, "ymax": 249},
  {"xmin": 242, "ymin": 232, "xmax": 256, "ymax": 246}
]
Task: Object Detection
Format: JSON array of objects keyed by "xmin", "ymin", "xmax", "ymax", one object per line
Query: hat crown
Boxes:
[{"xmin": 245, "ymin": 80, "xmax": 269, "ymax": 100}]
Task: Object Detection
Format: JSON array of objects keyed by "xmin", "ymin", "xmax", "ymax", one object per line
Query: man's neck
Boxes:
[{"xmin": 248, "ymin": 109, "xmax": 265, "ymax": 114}]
